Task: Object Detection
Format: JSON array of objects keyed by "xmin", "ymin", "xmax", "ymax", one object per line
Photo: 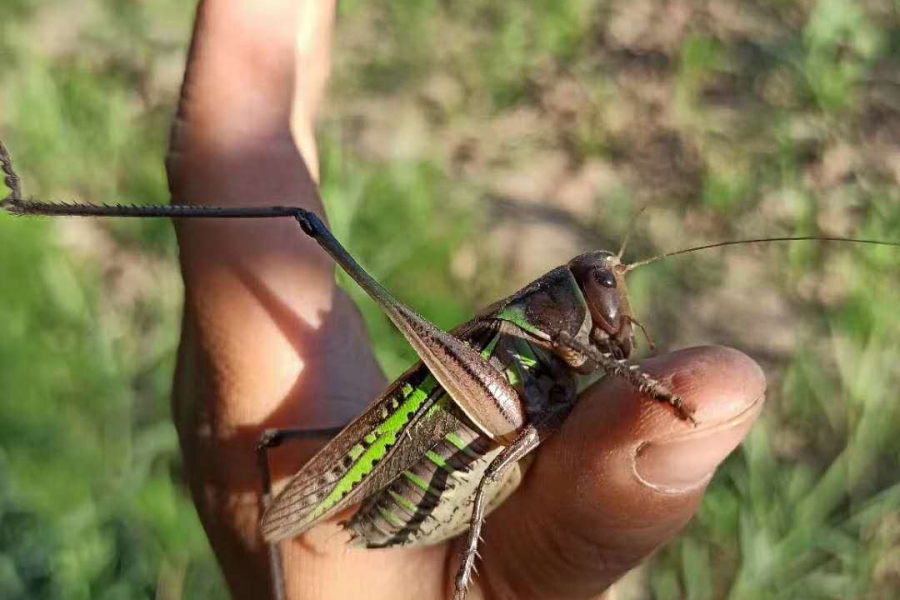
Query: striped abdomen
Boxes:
[{"xmin": 347, "ymin": 396, "xmax": 527, "ymax": 547}]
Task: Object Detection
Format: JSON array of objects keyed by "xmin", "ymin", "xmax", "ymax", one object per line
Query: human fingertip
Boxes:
[{"xmin": 634, "ymin": 346, "xmax": 765, "ymax": 492}]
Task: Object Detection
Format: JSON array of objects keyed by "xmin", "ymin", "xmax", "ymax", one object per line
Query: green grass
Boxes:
[{"xmin": 2, "ymin": 1, "xmax": 900, "ymax": 598}]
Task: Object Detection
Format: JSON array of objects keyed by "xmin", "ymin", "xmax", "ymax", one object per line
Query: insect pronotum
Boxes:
[{"xmin": 2, "ymin": 141, "xmax": 898, "ymax": 600}]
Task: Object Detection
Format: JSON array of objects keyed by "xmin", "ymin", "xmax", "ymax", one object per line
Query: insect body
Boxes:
[
  {"xmin": 0, "ymin": 139, "xmax": 688, "ymax": 598},
  {"xmin": 255, "ymin": 245, "xmax": 698, "ymax": 600},
  {"xmin": 259, "ymin": 253, "xmax": 666, "ymax": 550},
  {"xmin": 2, "ymin": 141, "xmax": 897, "ymax": 600}
]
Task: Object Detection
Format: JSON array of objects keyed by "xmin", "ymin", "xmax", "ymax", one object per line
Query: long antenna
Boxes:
[
  {"xmin": 616, "ymin": 204, "xmax": 649, "ymax": 260},
  {"xmin": 624, "ymin": 236, "xmax": 900, "ymax": 272}
]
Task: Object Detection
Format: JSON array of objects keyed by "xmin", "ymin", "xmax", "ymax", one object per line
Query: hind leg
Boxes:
[
  {"xmin": 454, "ymin": 358, "xmax": 577, "ymax": 600},
  {"xmin": 256, "ymin": 427, "xmax": 344, "ymax": 600}
]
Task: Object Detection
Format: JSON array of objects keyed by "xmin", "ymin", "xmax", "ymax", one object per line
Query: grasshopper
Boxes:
[{"xmin": 2, "ymin": 141, "xmax": 897, "ymax": 600}]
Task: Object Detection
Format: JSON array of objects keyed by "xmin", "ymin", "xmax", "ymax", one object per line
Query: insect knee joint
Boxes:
[{"xmin": 257, "ymin": 429, "xmax": 285, "ymax": 451}]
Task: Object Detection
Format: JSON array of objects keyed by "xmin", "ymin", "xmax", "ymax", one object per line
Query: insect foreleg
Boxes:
[
  {"xmin": 255, "ymin": 426, "xmax": 345, "ymax": 600},
  {"xmin": 555, "ymin": 331, "xmax": 697, "ymax": 425}
]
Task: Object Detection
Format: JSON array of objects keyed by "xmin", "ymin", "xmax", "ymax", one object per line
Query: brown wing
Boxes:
[{"xmin": 260, "ymin": 318, "xmax": 499, "ymax": 542}]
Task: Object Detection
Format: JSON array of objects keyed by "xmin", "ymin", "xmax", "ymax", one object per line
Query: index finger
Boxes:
[{"xmin": 167, "ymin": 1, "xmax": 384, "ymax": 598}]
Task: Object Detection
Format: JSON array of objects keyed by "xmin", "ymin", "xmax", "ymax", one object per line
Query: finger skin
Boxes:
[
  {"xmin": 168, "ymin": 1, "xmax": 385, "ymax": 598},
  {"xmin": 476, "ymin": 345, "xmax": 766, "ymax": 600}
]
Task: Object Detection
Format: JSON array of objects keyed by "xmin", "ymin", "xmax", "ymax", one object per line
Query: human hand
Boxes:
[{"xmin": 166, "ymin": 2, "xmax": 766, "ymax": 599}]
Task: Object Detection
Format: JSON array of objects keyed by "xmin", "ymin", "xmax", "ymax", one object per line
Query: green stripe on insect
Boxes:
[
  {"xmin": 377, "ymin": 505, "xmax": 405, "ymax": 528},
  {"xmin": 425, "ymin": 450, "xmax": 464, "ymax": 480},
  {"xmin": 505, "ymin": 366, "xmax": 520, "ymax": 387},
  {"xmin": 402, "ymin": 470, "xmax": 441, "ymax": 497},
  {"xmin": 388, "ymin": 490, "xmax": 419, "ymax": 515},
  {"xmin": 496, "ymin": 304, "xmax": 544, "ymax": 337},
  {"xmin": 305, "ymin": 377, "xmax": 441, "ymax": 522},
  {"xmin": 425, "ymin": 391, "xmax": 450, "ymax": 418},
  {"xmin": 444, "ymin": 432, "xmax": 480, "ymax": 459},
  {"xmin": 308, "ymin": 331, "xmax": 499, "ymax": 525},
  {"xmin": 480, "ymin": 333, "xmax": 500, "ymax": 358}
]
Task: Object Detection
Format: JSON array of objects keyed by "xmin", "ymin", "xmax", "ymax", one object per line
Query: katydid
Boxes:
[{"xmin": 2, "ymin": 141, "xmax": 898, "ymax": 600}]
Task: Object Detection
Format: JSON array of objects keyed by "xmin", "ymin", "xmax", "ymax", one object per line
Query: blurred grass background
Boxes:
[{"xmin": 1, "ymin": 1, "xmax": 899, "ymax": 598}]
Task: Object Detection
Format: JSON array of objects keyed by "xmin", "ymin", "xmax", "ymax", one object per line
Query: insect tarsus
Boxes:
[{"xmin": 556, "ymin": 331, "xmax": 697, "ymax": 425}]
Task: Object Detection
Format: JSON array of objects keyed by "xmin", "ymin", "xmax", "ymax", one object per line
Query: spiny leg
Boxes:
[
  {"xmin": 256, "ymin": 426, "xmax": 344, "ymax": 600},
  {"xmin": 3, "ymin": 164, "xmax": 523, "ymax": 451},
  {"xmin": 454, "ymin": 359, "xmax": 577, "ymax": 600},
  {"xmin": 555, "ymin": 331, "xmax": 697, "ymax": 425},
  {"xmin": 454, "ymin": 425, "xmax": 541, "ymax": 600},
  {"xmin": 0, "ymin": 140, "xmax": 22, "ymax": 202}
]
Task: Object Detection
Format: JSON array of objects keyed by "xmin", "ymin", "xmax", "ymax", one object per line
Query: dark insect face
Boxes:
[{"xmin": 568, "ymin": 251, "xmax": 634, "ymax": 358}]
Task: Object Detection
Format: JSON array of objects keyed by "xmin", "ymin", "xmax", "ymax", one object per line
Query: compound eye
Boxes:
[{"xmin": 595, "ymin": 270, "xmax": 616, "ymax": 288}]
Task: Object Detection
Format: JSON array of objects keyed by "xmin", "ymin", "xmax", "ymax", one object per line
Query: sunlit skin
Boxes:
[{"xmin": 167, "ymin": 1, "xmax": 766, "ymax": 598}]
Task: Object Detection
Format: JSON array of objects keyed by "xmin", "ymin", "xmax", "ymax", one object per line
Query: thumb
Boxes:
[{"xmin": 480, "ymin": 345, "xmax": 765, "ymax": 599}]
